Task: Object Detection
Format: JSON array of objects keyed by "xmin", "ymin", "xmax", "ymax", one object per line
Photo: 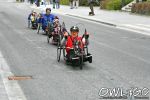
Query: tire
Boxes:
[
  {"xmin": 37, "ymin": 24, "xmax": 40, "ymax": 34},
  {"xmin": 80, "ymin": 56, "xmax": 83, "ymax": 70},
  {"xmin": 57, "ymin": 46, "xmax": 61, "ymax": 62},
  {"xmin": 47, "ymin": 35, "xmax": 50, "ymax": 43},
  {"xmin": 28, "ymin": 20, "xmax": 31, "ymax": 28},
  {"xmin": 63, "ymin": 47, "xmax": 66, "ymax": 60},
  {"xmin": 57, "ymin": 34, "xmax": 61, "ymax": 46}
]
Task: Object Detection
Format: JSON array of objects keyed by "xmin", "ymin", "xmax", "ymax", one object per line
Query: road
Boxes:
[{"xmin": 0, "ymin": 1, "xmax": 150, "ymax": 100}]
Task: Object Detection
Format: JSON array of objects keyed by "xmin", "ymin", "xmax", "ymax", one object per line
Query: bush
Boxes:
[
  {"xmin": 60, "ymin": 0, "xmax": 69, "ymax": 5},
  {"xmin": 132, "ymin": 2, "xmax": 150, "ymax": 15},
  {"xmin": 101, "ymin": 0, "xmax": 133, "ymax": 10},
  {"xmin": 79, "ymin": 0, "xmax": 88, "ymax": 6},
  {"xmin": 60, "ymin": 0, "xmax": 100, "ymax": 6},
  {"xmin": 106, "ymin": 0, "xmax": 121, "ymax": 10}
]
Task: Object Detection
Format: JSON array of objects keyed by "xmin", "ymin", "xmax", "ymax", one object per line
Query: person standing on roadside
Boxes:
[
  {"xmin": 52, "ymin": 0, "xmax": 55, "ymax": 8},
  {"xmin": 55, "ymin": 0, "xmax": 60, "ymax": 9},
  {"xmin": 30, "ymin": 0, "xmax": 34, "ymax": 4},
  {"xmin": 73, "ymin": 0, "xmax": 79, "ymax": 8},
  {"xmin": 88, "ymin": 0, "xmax": 95, "ymax": 16}
]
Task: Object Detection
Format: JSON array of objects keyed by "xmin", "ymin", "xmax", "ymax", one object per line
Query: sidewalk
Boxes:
[
  {"xmin": 0, "ymin": 76, "xmax": 9, "ymax": 100},
  {"xmin": 31, "ymin": 4, "xmax": 150, "ymax": 35}
]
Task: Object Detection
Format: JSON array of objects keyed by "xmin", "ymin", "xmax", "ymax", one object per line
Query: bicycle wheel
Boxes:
[
  {"xmin": 37, "ymin": 24, "xmax": 40, "ymax": 34},
  {"xmin": 80, "ymin": 55, "xmax": 83, "ymax": 70},
  {"xmin": 28, "ymin": 20, "xmax": 30, "ymax": 28},
  {"xmin": 57, "ymin": 46, "xmax": 61, "ymax": 62},
  {"xmin": 47, "ymin": 35, "xmax": 50, "ymax": 43},
  {"xmin": 57, "ymin": 37, "xmax": 62, "ymax": 62}
]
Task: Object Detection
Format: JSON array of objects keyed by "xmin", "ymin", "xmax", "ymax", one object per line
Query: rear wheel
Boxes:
[
  {"xmin": 80, "ymin": 55, "xmax": 83, "ymax": 70},
  {"xmin": 37, "ymin": 24, "xmax": 41, "ymax": 34},
  {"xmin": 28, "ymin": 20, "xmax": 30, "ymax": 28},
  {"xmin": 47, "ymin": 35, "xmax": 50, "ymax": 43}
]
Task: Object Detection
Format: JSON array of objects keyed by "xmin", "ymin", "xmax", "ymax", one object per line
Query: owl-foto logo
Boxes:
[{"xmin": 98, "ymin": 87, "xmax": 149, "ymax": 99}]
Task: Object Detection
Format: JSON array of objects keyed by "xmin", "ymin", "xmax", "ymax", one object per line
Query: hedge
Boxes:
[
  {"xmin": 60, "ymin": 0, "xmax": 100, "ymax": 6},
  {"xmin": 101, "ymin": 0, "xmax": 133, "ymax": 10},
  {"xmin": 60, "ymin": 0, "xmax": 69, "ymax": 5},
  {"xmin": 132, "ymin": 2, "xmax": 150, "ymax": 15}
]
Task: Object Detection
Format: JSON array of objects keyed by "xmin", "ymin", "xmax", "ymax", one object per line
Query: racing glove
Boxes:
[
  {"xmin": 85, "ymin": 32, "xmax": 89, "ymax": 39},
  {"xmin": 64, "ymin": 32, "xmax": 68, "ymax": 39}
]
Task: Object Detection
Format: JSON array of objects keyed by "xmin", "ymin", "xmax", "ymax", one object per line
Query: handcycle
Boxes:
[
  {"xmin": 46, "ymin": 21, "xmax": 65, "ymax": 45},
  {"xmin": 57, "ymin": 25, "xmax": 92, "ymax": 70},
  {"xmin": 28, "ymin": 12, "xmax": 38, "ymax": 29}
]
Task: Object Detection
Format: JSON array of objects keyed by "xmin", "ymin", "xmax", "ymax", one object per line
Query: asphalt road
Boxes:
[{"xmin": 0, "ymin": 1, "xmax": 150, "ymax": 100}]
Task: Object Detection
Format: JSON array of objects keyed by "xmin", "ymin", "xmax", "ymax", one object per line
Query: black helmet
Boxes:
[{"xmin": 70, "ymin": 26, "xmax": 79, "ymax": 32}]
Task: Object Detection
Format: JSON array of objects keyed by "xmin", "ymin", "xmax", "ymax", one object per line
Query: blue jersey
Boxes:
[{"xmin": 38, "ymin": 13, "xmax": 55, "ymax": 26}]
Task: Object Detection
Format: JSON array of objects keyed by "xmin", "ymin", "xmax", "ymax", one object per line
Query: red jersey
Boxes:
[{"xmin": 66, "ymin": 36, "xmax": 83, "ymax": 53}]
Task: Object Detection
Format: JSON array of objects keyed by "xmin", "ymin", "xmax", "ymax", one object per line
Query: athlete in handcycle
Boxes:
[
  {"xmin": 37, "ymin": 8, "xmax": 55, "ymax": 35},
  {"xmin": 57, "ymin": 26, "xmax": 92, "ymax": 69},
  {"xmin": 28, "ymin": 10, "xmax": 38, "ymax": 29},
  {"xmin": 47, "ymin": 16, "xmax": 63, "ymax": 45}
]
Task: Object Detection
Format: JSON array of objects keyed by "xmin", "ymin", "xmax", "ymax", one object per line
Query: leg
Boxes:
[
  {"xmin": 56, "ymin": 2, "xmax": 59, "ymax": 9},
  {"xmin": 73, "ymin": 0, "xmax": 75, "ymax": 8},
  {"xmin": 76, "ymin": 0, "xmax": 79, "ymax": 8},
  {"xmin": 42, "ymin": 25, "xmax": 47, "ymax": 31},
  {"xmin": 58, "ymin": 2, "xmax": 60, "ymax": 8},
  {"xmin": 70, "ymin": 2, "xmax": 73, "ymax": 9}
]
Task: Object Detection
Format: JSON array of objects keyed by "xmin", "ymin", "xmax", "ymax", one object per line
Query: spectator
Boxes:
[
  {"xmin": 53, "ymin": 0, "xmax": 56, "ymax": 9},
  {"xmin": 55, "ymin": 0, "xmax": 60, "ymax": 9},
  {"xmin": 30, "ymin": 0, "xmax": 34, "ymax": 4},
  {"xmin": 36, "ymin": 0, "xmax": 40, "ymax": 7},
  {"xmin": 88, "ymin": 0, "xmax": 95, "ymax": 16}
]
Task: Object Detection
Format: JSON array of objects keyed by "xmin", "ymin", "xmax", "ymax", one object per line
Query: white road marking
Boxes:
[{"xmin": 0, "ymin": 51, "xmax": 27, "ymax": 100}]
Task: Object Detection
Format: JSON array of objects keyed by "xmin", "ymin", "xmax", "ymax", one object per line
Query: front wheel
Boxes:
[
  {"xmin": 57, "ymin": 46, "xmax": 61, "ymax": 62},
  {"xmin": 47, "ymin": 35, "xmax": 50, "ymax": 43},
  {"xmin": 37, "ymin": 24, "xmax": 41, "ymax": 34},
  {"xmin": 28, "ymin": 20, "xmax": 31, "ymax": 28}
]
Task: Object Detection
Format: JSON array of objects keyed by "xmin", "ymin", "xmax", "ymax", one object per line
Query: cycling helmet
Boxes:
[{"xmin": 70, "ymin": 26, "xmax": 79, "ymax": 32}]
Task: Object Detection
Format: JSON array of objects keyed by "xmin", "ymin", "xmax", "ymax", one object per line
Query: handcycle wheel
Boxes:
[
  {"xmin": 57, "ymin": 47, "xmax": 61, "ymax": 62},
  {"xmin": 57, "ymin": 39, "xmax": 62, "ymax": 62},
  {"xmin": 37, "ymin": 23, "xmax": 41, "ymax": 34},
  {"xmin": 47, "ymin": 32, "xmax": 52, "ymax": 43},
  {"xmin": 63, "ymin": 47, "xmax": 66, "ymax": 60},
  {"xmin": 80, "ymin": 55, "xmax": 83, "ymax": 70},
  {"xmin": 28, "ymin": 20, "xmax": 30, "ymax": 28},
  {"xmin": 47, "ymin": 35, "xmax": 50, "ymax": 43}
]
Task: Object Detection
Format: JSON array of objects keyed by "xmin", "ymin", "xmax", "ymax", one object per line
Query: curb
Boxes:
[
  {"xmin": 66, "ymin": 14, "xmax": 117, "ymax": 27},
  {"xmin": 30, "ymin": 5, "xmax": 150, "ymax": 36},
  {"xmin": 30, "ymin": 5, "xmax": 117, "ymax": 27}
]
